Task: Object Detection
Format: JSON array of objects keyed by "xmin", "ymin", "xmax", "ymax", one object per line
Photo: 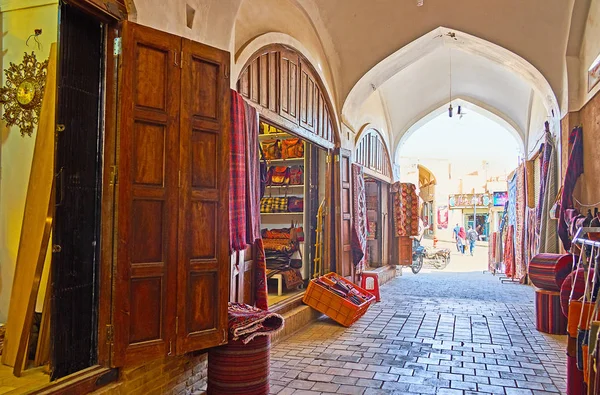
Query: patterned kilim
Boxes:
[
  {"xmin": 351, "ymin": 164, "xmax": 367, "ymax": 274},
  {"xmin": 226, "ymin": 302, "xmax": 284, "ymax": 343},
  {"xmin": 504, "ymin": 225, "xmax": 515, "ymax": 278},
  {"xmin": 515, "ymin": 164, "xmax": 527, "ymax": 281},
  {"xmin": 229, "ymin": 90, "xmax": 247, "ymax": 251},
  {"xmin": 529, "ymin": 253, "xmax": 573, "ymax": 292},
  {"xmin": 392, "ymin": 182, "xmax": 419, "ymax": 237},
  {"xmin": 208, "ymin": 336, "xmax": 271, "ymax": 395},
  {"xmin": 535, "ymin": 288, "xmax": 567, "ymax": 335},
  {"xmin": 280, "ymin": 268, "xmax": 303, "ymax": 289}
]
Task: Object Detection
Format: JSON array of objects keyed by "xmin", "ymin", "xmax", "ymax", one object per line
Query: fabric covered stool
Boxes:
[
  {"xmin": 207, "ymin": 303, "xmax": 284, "ymax": 395},
  {"xmin": 208, "ymin": 336, "xmax": 271, "ymax": 395},
  {"xmin": 535, "ymin": 288, "xmax": 567, "ymax": 335},
  {"xmin": 529, "ymin": 253, "xmax": 573, "ymax": 292}
]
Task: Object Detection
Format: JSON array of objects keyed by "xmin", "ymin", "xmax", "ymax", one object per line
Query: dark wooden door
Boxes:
[
  {"xmin": 113, "ymin": 22, "xmax": 181, "ymax": 366},
  {"xmin": 334, "ymin": 149, "xmax": 353, "ymax": 280},
  {"xmin": 52, "ymin": 3, "xmax": 104, "ymax": 379},
  {"xmin": 176, "ymin": 38, "xmax": 230, "ymax": 353}
]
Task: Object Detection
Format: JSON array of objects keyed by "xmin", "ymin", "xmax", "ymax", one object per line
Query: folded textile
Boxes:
[
  {"xmin": 228, "ymin": 302, "xmax": 284, "ymax": 344},
  {"xmin": 281, "ymin": 268, "xmax": 303, "ymax": 289}
]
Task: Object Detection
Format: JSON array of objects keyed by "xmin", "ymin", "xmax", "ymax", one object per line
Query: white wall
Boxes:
[{"xmin": 0, "ymin": 0, "xmax": 58, "ymax": 322}]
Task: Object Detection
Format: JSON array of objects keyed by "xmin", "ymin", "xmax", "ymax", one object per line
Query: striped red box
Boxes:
[{"xmin": 535, "ymin": 288, "xmax": 568, "ymax": 335}]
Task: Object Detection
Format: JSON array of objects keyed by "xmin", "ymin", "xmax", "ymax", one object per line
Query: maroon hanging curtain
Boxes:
[
  {"xmin": 229, "ymin": 91, "xmax": 247, "ymax": 252},
  {"xmin": 558, "ymin": 126, "xmax": 584, "ymax": 251}
]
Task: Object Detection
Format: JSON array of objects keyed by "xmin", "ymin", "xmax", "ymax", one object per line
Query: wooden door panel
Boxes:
[
  {"xmin": 114, "ymin": 21, "xmax": 180, "ymax": 366},
  {"xmin": 280, "ymin": 50, "xmax": 299, "ymax": 123},
  {"xmin": 299, "ymin": 62, "xmax": 316, "ymax": 133},
  {"xmin": 178, "ymin": 38, "xmax": 230, "ymax": 353},
  {"xmin": 335, "ymin": 149, "xmax": 353, "ymax": 279}
]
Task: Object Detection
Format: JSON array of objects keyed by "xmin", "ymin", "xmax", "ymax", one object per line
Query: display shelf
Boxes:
[
  {"xmin": 266, "ymin": 184, "xmax": 305, "ymax": 189},
  {"xmin": 259, "ymin": 133, "xmax": 291, "ymax": 139},
  {"xmin": 260, "ymin": 212, "xmax": 304, "ymax": 216},
  {"xmin": 266, "ymin": 158, "xmax": 304, "ymax": 164}
]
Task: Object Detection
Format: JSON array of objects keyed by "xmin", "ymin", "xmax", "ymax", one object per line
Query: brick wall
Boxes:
[{"xmin": 91, "ymin": 352, "xmax": 207, "ymax": 395}]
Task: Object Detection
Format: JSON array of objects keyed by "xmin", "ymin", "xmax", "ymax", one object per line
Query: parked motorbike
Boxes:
[
  {"xmin": 423, "ymin": 247, "xmax": 451, "ymax": 270},
  {"xmin": 410, "ymin": 240, "xmax": 451, "ymax": 274},
  {"xmin": 411, "ymin": 240, "xmax": 425, "ymax": 274}
]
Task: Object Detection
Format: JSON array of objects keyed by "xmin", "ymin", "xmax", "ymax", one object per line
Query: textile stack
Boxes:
[{"xmin": 528, "ymin": 253, "xmax": 573, "ymax": 335}]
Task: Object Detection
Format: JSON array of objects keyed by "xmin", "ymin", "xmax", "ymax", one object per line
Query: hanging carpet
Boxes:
[
  {"xmin": 229, "ymin": 90, "xmax": 247, "ymax": 252},
  {"xmin": 504, "ymin": 225, "xmax": 515, "ymax": 278},
  {"xmin": 515, "ymin": 164, "xmax": 527, "ymax": 281},
  {"xmin": 538, "ymin": 137, "xmax": 559, "ymax": 254},
  {"xmin": 558, "ymin": 126, "xmax": 584, "ymax": 251},
  {"xmin": 351, "ymin": 164, "xmax": 368, "ymax": 274},
  {"xmin": 393, "ymin": 182, "xmax": 419, "ymax": 237}
]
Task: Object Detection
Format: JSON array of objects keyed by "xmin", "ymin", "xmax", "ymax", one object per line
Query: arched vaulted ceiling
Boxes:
[{"xmin": 128, "ymin": 0, "xmax": 587, "ymax": 157}]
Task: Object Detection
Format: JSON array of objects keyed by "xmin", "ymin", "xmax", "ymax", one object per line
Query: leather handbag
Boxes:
[
  {"xmin": 289, "ymin": 165, "xmax": 304, "ymax": 185},
  {"xmin": 281, "ymin": 138, "xmax": 304, "ymax": 159},
  {"xmin": 269, "ymin": 166, "xmax": 290, "ymax": 186},
  {"xmin": 261, "ymin": 139, "xmax": 281, "ymax": 160},
  {"xmin": 549, "ymin": 186, "xmax": 563, "ymax": 220},
  {"xmin": 288, "ymin": 197, "xmax": 304, "ymax": 212},
  {"xmin": 260, "ymin": 197, "xmax": 273, "ymax": 213},
  {"xmin": 260, "ymin": 197, "xmax": 288, "ymax": 213}
]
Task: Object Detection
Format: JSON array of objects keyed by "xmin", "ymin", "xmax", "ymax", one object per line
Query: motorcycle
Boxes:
[
  {"xmin": 411, "ymin": 239, "xmax": 425, "ymax": 274},
  {"xmin": 423, "ymin": 247, "xmax": 451, "ymax": 270},
  {"xmin": 410, "ymin": 240, "xmax": 451, "ymax": 274}
]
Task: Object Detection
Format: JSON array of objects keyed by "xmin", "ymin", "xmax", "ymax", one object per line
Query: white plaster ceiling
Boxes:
[{"xmin": 377, "ymin": 45, "xmax": 534, "ymax": 151}]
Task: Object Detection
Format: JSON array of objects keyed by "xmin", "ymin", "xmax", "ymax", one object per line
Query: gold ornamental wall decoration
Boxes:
[{"xmin": 0, "ymin": 52, "xmax": 48, "ymax": 137}]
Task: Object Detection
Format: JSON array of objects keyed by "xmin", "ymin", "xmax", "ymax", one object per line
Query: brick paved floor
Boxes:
[{"xmin": 270, "ymin": 268, "xmax": 567, "ymax": 395}]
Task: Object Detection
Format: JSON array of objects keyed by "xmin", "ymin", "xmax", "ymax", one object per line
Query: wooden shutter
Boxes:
[
  {"xmin": 113, "ymin": 22, "xmax": 181, "ymax": 366},
  {"xmin": 299, "ymin": 61, "xmax": 317, "ymax": 133},
  {"xmin": 177, "ymin": 38, "xmax": 230, "ymax": 353},
  {"xmin": 334, "ymin": 149, "xmax": 353, "ymax": 280},
  {"xmin": 279, "ymin": 50, "xmax": 299, "ymax": 123}
]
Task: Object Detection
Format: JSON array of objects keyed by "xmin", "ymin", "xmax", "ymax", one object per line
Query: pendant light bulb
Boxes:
[{"xmin": 448, "ymin": 103, "xmax": 453, "ymax": 118}]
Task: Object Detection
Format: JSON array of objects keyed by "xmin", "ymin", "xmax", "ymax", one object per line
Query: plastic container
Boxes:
[{"xmin": 303, "ymin": 273, "xmax": 375, "ymax": 327}]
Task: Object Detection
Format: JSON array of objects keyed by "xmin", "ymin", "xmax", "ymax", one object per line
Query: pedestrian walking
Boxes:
[
  {"xmin": 458, "ymin": 227, "xmax": 466, "ymax": 254},
  {"xmin": 467, "ymin": 226, "xmax": 478, "ymax": 256},
  {"xmin": 453, "ymin": 223, "xmax": 460, "ymax": 252}
]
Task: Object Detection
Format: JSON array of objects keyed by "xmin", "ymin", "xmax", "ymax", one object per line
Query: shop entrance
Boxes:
[
  {"xmin": 364, "ymin": 177, "xmax": 390, "ymax": 268},
  {"xmin": 259, "ymin": 120, "xmax": 327, "ymax": 305}
]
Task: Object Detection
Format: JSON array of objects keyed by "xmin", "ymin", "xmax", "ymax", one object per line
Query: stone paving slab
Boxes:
[{"xmin": 270, "ymin": 270, "xmax": 567, "ymax": 395}]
